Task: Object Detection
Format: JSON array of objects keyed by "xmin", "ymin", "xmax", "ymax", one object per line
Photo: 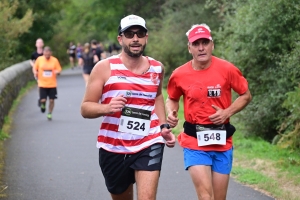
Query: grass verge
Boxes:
[
  {"xmin": 162, "ymin": 89, "xmax": 300, "ymax": 200},
  {"xmin": 0, "ymin": 81, "xmax": 36, "ymax": 197},
  {"xmin": 231, "ymin": 121, "xmax": 300, "ymax": 200}
]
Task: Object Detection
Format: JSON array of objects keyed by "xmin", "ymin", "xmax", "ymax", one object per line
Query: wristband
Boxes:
[{"xmin": 160, "ymin": 123, "xmax": 170, "ymax": 130}]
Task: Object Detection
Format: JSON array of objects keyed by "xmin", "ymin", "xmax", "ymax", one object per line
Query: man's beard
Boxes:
[{"xmin": 123, "ymin": 43, "xmax": 146, "ymax": 58}]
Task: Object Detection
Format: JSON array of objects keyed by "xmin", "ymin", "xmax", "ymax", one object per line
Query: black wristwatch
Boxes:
[{"xmin": 160, "ymin": 123, "xmax": 170, "ymax": 130}]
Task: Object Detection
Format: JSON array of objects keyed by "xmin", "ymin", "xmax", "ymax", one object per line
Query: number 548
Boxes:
[{"xmin": 203, "ymin": 133, "xmax": 221, "ymax": 141}]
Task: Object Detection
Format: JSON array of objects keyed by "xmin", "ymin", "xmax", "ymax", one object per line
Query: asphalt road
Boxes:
[{"xmin": 2, "ymin": 68, "xmax": 275, "ymax": 200}]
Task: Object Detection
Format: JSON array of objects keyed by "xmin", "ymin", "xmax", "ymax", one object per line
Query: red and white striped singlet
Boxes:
[{"xmin": 97, "ymin": 55, "xmax": 165, "ymax": 153}]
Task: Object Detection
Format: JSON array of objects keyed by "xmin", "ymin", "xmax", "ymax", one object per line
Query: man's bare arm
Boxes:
[
  {"xmin": 81, "ymin": 60, "xmax": 126, "ymax": 118},
  {"xmin": 209, "ymin": 89, "xmax": 252, "ymax": 124},
  {"xmin": 166, "ymin": 97, "xmax": 180, "ymax": 128},
  {"xmin": 154, "ymin": 66, "xmax": 167, "ymax": 125}
]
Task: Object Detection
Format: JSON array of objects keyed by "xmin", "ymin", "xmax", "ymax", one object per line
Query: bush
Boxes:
[{"xmin": 216, "ymin": 0, "xmax": 300, "ymax": 141}]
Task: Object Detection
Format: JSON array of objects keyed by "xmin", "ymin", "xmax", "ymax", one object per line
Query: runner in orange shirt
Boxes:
[
  {"xmin": 166, "ymin": 24, "xmax": 252, "ymax": 200},
  {"xmin": 34, "ymin": 46, "xmax": 62, "ymax": 120}
]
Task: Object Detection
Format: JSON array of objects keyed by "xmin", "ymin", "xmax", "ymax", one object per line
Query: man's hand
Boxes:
[
  {"xmin": 106, "ymin": 95, "xmax": 127, "ymax": 114},
  {"xmin": 54, "ymin": 70, "xmax": 61, "ymax": 75},
  {"xmin": 208, "ymin": 105, "xmax": 229, "ymax": 125},
  {"xmin": 167, "ymin": 110, "xmax": 179, "ymax": 128},
  {"xmin": 33, "ymin": 71, "xmax": 38, "ymax": 79},
  {"xmin": 161, "ymin": 128, "xmax": 176, "ymax": 148}
]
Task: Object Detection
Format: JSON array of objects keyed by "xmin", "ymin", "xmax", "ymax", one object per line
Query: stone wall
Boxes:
[{"xmin": 0, "ymin": 61, "xmax": 34, "ymax": 130}]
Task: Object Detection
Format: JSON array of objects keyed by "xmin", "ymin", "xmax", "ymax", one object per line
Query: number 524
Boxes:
[{"xmin": 127, "ymin": 120, "xmax": 146, "ymax": 131}]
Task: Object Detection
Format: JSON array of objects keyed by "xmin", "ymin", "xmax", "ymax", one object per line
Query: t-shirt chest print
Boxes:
[
  {"xmin": 186, "ymin": 82, "xmax": 222, "ymax": 107},
  {"xmin": 207, "ymin": 84, "xmax": 221, "ymax": 98}
]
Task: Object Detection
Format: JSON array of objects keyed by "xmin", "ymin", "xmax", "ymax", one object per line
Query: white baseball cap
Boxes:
[{"xmin": 118, "ymin": 14, "xmax": 147, "ymax": 34}]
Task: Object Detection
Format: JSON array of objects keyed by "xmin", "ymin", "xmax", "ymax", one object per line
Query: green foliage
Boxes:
[
  {"xmin": 277, "ymin": 85, "xmax": 300, "ymax": 150},
  {"xmin": 216, "ymin": 0, "xmax": 300, "ymax": 140},
  {"xmin": 0, "ymin": 0, "xmax": 33, "ymax": 70},
  {"xmin": 0, "ymin": 117, "xmax": 10, "ymax": 140},
  {"xmin": 15, "ymin": 0, "xmax": 69, "ymax": 63},
  {"xmin": 147, "ymin": 0, "xmax": 224, "ymax": 78},
  {"xmin": 231, "ymin": 167, "xmax": 274, "ymax": 185},
  {"xmin": 50, "ymin": 0, "xmax": 167, "ymax": 63},
  {"xmin": 232, "ymin": 124, "xmax": 300, "ymax": 176},
  {"xmin": 0, "ymin": 80, "xmax": 36, "ymax": 140}
]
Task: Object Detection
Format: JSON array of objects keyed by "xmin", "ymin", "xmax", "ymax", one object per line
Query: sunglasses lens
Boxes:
[
  {"xmin": 123, "ymin": 31, "xmax": 146, "ymax": 38},
  {"xmin": 137, "ymin": 31, "xmax": 146, "ymax": 38},
  {"xmin": 124, "ymin": 32, "xmax": 134, "ymax": 38}
]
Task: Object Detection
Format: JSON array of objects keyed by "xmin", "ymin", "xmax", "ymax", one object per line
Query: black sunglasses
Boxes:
[{"xmin": 122, "ymin": 30, "xmax": 147, "ymax": 39}]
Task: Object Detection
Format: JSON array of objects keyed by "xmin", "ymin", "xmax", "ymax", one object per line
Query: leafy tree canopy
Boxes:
[{"xmin": 0, "ymin": 0, "xmax": 33, "ymax": 70}]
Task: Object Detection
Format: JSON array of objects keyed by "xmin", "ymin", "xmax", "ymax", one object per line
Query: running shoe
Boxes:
[
  {"xmin": 47, "ymin": 113, "xmax": 52, "ymax": 120},
  {"xmin": 40, "ymin": 103, "xmax": 46, "ymax": 113}
]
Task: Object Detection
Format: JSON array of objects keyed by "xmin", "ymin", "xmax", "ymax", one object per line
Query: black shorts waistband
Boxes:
[{"xmin": 183, "ymin": 121, "xmax": 236, "ymax": 139}]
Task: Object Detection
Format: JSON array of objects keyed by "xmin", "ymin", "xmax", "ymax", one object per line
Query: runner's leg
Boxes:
[
  {"xmin": 211, "ymin": 148, "xmax": 232, "ymax": 200},
  {"xmin": 69, "ymin": 56, "xmax": 74, "ymax": 69},
  {"xmin": 82, "ymin": 73, "xmax": 89, "ymax": 85},
  {"xmin": 39, "ymin": 87, "xmax": 47, "ymax": 113},
  {"xmin": 135, "ymin": 170, "xmax": 160, "ymax": 200},
  {"xmin": 189, "ymin": 165, "xmax": 214, "ymax": 200},
  {"xmin": 37, "ymin": 88, "xmax": 41, "ymax": 107},
  {"xmin": 110, "ymin": 184, "xmax": 133, "ymax": 200},
  {"xmin": 36, "ymin": 78, "xmax": 40, "ymax": 107},
  {"xmin": 40, "ymin": 98, "xmax": 46, "ymax": 113},
  {"xmin": 99, "ymin": 148, "xmax": 135, "ymax": 200},
  {"xmin": 212, "ymin": 172, "xmax": 230, "ymax": 200},
  {"xmin": 49, "ymin": 99, "xmax": 54, "ymax": 114},
  {"xmin": 39, "ymin": 88, "xmax": 47, "ymax": 103},
  {"xmin": 47, "ymin": 88, "xmax": 57, "ymax": 119}
]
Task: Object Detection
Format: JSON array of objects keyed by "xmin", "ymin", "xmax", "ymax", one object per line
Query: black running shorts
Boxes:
[
  {"xmin": 69, "ymin": 53, "xmax": 76, "ymax": 58},
  {"xmin": 83, "ymin": 68, "xmax": 92, "ymax": 75},
  {"xmin": 39, "ymin": 87, "xmax": 57, "ymax": 100},
  {"xmin": 99, "ymin": 143, "xmax": 165, "ymax": 195}
]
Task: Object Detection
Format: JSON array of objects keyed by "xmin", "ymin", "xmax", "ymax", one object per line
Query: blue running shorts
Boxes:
[{"xmin": 183, "ymin": 147, "xmax": 233, "ymax": 174}]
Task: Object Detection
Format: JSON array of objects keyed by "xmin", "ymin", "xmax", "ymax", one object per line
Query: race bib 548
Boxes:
[{"xmin": 196, "ymin": 128, "xmax": 226, "ymax": 146}]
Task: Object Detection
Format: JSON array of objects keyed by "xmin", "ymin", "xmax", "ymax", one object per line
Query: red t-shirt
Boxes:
[{"xmin": 167, "ymin": 56, "xmax": 248, "ymax": 151}]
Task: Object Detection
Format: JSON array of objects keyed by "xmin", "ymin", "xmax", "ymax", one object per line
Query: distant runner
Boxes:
[
  {"xmin": 78, "ymin": 42, "xmax": 99, "ymax": 85},
  {"xmin": 34, "ymin": 46, "xmax": 62, "ymax": 120},
  {"xmin": 67, "ymin": 42, "xmax": 76, "ymax": 69},
  {"xmin": 30, "ymin": 38, "xmax": 44, "ymax": 107}
]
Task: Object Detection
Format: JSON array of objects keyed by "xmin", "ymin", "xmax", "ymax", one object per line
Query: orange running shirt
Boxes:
[
  {"xmin": 34, "ymin": 56, "xmax": 62, "ymax": 88},
  {"xmin": 167, "ymin": 56, "xmax": 248, "ymax": 151}
]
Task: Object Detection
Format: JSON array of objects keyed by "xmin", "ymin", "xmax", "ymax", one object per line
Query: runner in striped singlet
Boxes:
[{"xmin": 81, "ymin": 14, "xmax": 175, "ymax": 200}]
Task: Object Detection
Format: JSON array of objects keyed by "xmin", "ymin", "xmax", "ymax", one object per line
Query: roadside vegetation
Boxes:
[
  {"xmin": 0, "ymin": 81, "xmax": 36, "ymax": 197},
  {"xmin": 231, "ymin": 119, "xmax": 300, "ymax": 200}
]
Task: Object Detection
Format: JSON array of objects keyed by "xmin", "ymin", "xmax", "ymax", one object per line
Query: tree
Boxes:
[
  {"xmin": 15, "ymin": 0, "xmax": 69, "ymax": 62},
  {"xmin": 146, "ymin": 0, "xmax": 225, "ymax": 81},
  {"xmin": 50, "ymin": 0, "xmax": 167, "ymax": 63},
  {"xmin": 216, "ymin": 0, "xmax": 300, "ymax": 140},
  {"xmin": 0, "ymin": 0, "xmax": 33, "ymax": 70}
]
